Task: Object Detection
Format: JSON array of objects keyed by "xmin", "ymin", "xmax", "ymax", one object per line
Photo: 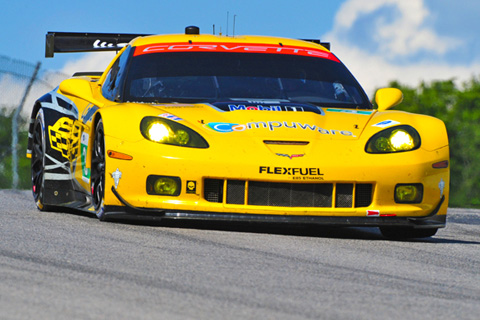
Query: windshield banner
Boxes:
[{"xmin": 133, "ymin": 42, "xmax": 339, "ymax": 61}]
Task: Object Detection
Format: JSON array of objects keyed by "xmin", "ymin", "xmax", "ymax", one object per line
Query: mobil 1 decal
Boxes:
[{"xmin": 210, "ymin": 101, "xmax": 325, "ymax": 116}]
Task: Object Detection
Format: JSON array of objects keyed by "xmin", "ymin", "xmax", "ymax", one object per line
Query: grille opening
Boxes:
[
  {"xmin": 335, "ymin": 184, "xmax": 353, "ymax": 208},
  {"xmin": 204, "ymin": 179, "xmax": 223, "ymax": 203},
  {"xmin": 226, "ymin": 180, "xmax": 245, "ymax": 204},
  {"xmin": 355, "ymin": 184, "xmax": 373, "ymax": 207},
  {"xmin": 248, "ymin": 182, "xmax": 333, "ymax": 207},
  {"xmin": 204, "ymin": 179, "xmax": 373, "ymax": 209}
]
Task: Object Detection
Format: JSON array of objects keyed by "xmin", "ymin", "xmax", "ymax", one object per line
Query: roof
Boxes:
[{"xmin": 130, "ymin": 33, "xmax": 330, "ymax": 52}]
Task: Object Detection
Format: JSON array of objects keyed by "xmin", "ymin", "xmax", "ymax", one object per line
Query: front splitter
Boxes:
[{"xmin": 107, "ymin": 186, "xmax": 446, "ymax": 229}]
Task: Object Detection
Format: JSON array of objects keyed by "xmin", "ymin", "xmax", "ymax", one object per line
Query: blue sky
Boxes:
[{"xmin": 1, "ymin": 0, "xmax": 479, "ymax": 98}]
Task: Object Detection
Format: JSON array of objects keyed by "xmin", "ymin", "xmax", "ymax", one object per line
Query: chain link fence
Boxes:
[
  {"xmin": 0, "ymin": 54, "xmax": 69, "ymax": 189},
  {"xmin": 0, "ymin": 55, "xmax": 68, "ymax": 115}
]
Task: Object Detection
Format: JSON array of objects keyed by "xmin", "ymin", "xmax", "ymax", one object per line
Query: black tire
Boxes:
[
  {"xmin": 91, "ymin": 119, "xmax": 107, "ymax": 220},
  {"xmin": 379, "ymin": 227, "xmax": 438, "ymax": 239},
  {"xmin": 31, "ymin": 109, "xmax": 50, "ymax": 211}
]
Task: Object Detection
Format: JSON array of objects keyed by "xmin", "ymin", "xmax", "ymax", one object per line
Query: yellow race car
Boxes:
[{"xmin": 27, "ymin": 26, "xmax": 449, "ymax": 239}]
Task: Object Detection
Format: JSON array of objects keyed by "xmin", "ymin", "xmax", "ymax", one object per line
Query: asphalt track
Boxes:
[{"xmin": 1, "ymin": 189, "xmax": 479, "ymax": 320}]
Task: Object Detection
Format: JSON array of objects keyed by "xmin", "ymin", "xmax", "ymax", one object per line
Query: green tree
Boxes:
[{"xmin": 0, "ymin": 108, "xmax": 31, "ymax": 190}]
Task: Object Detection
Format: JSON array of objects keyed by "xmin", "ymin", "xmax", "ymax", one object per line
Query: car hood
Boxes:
[{"xmin": 149, "ymin": 101, "xmax": 376, "ymax": 141}]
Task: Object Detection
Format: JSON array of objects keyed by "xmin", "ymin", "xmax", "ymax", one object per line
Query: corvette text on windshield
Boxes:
[{"xmin": 134, "ymin": 43, "xmax": 339, "ymax": 61}]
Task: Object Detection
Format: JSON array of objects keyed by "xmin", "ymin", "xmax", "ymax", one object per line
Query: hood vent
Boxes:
[{"xmin": 263, "ymin": 140, "xmax": 309, "ymax": 146}]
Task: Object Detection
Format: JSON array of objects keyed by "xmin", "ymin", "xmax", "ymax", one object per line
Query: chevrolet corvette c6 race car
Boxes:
[{"xmin": 27, "ymin": 26, "xmax": 450, "ymax": 239}]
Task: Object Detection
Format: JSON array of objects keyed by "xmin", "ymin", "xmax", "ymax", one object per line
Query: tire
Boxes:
[
  {"xmin": 379, "ymin": 227, "xmax": 438, "ymax": 239},
  {"xmin": 91, "ymin": 119, "xmax": 107, "ymax": 221},
  {"xmin": 31, "ymin": 109, "xmax": 50, "ymax": 211}
]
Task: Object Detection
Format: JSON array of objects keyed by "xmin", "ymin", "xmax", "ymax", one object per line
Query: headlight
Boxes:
[
  {"xmin": 140, "ymin": 116, "xmax": 209, "ymax": 148},
  {"xmin": 366, "ymin": 125, "xmax": 420, "ymax": 153}
]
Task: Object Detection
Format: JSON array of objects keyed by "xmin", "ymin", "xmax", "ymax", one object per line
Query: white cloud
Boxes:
[
  {"xmin": 1, "ymin": 52, "xmax": 114, "ymax": 120},
  {"xmin": 324, "ymin": 0, "xmax": 480, "ymax": 97},
  {"xmin": 0, "ymin": 73, "xmax": 60, "ymax": 119},
  {"xmin": 329, "ymin": 0, "xmax": 459, "ymax": 58},
  {"xmin": 332, "ymin": 42, "xmax": 480, "ymax": 97},
  {"xmin": 60, "ymin": 52, "xmax": 116, "ymax": 76}
]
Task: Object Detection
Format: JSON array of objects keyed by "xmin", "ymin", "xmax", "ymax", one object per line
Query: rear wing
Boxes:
[
  {"xmin": 45, "ymin": 32, "xmax": 150, "ymax": 57},
  {"xmin": 301, "ymin": 39, "xmax": 331, "ymax": 51},
  {"xmin": 45, "ymin": 31, "xmax": 331, "ymax": 58}
]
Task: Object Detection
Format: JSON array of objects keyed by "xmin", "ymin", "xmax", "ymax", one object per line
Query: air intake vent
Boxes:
[
  {"xmin": 263, "ymin": 140, "xmax": 309, "ymax": 145},
  {"xmin": 248, "ymin": 182, "xmax": 333, "ymax": 207},
  {"xmin": 204, "ymin": 179, "xmax": 373, "ymax": 209},
  {"xmin": 227, "ymin": 180, "xmax": 245, "ymax": 204},
  {"xmin": 204, "ymin": 179, "xmax": 223, "ymax": 202},
  {"xmin": 335, "ymin": 184, "xmax": 353, "ymax": 208},
  {"xmin": 355, "ymin": 184, "xmax": 373, "ymax": 207}
]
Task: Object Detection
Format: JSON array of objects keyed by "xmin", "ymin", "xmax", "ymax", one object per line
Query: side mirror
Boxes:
[
  {"xmin": 375, "ymin": 88, "xmax": 403, "ymax": 111},
  {"xmin": 59, "ymin": 78, "xmax": 104, "ymax": 107}
]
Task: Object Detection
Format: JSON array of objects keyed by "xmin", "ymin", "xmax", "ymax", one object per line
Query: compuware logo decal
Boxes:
[{"xmin": 206, "ymin": 121, "xmax": 354, "ymax": 136}]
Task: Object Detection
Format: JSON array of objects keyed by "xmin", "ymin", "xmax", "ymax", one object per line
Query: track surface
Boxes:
[{"xmin": 1, "ymin": 190, "xmax": 479, "ymax": 320}]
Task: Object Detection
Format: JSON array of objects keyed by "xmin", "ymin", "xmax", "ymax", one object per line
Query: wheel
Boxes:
[
  {"xmin": 31, "ymin": 109, "xmax": 50, "ymax": 211},
  {"xmin": 91, "ymin": 119, "xmax": 107, "ymax": 220},
  {"xmin": 379, "ymin": 227, "xmax": 438, "ymax": 239}
]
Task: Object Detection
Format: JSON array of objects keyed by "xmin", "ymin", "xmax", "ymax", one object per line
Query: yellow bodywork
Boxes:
[{"xmin": 50, "ymin": 33, "xmax": 449, "ymax": 222}]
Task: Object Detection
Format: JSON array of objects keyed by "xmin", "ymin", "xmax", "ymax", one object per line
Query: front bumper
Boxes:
[
  {"xmin": 100, "ymin": 135, "xmax": 449, "ymax": 224},
  {"xmin": 105, "ymin": 186, "xmax": 446, "ymax": 229}
]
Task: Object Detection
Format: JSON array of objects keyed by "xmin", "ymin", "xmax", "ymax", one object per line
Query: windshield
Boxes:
[{"xmin": 123, "ymin": 51, "xmax": 371, "ymax": 108}]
